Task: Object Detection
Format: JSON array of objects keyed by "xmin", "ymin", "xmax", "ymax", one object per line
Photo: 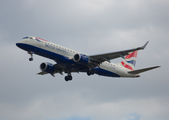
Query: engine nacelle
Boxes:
[
  {"xmin": 40, "ymin": 62, "xmax": 55, "ymax": 73},
  {"xmin": 73, "ymin": 53, "xmax": 89, "ymax": 65}
]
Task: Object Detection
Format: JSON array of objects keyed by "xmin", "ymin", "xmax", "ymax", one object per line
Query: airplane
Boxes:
[{"xmin": 16, "ymin": 36, "xmax": 160, "ymax": 81}]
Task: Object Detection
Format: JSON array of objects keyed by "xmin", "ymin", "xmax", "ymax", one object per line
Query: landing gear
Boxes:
[
  {"xmin": 28, "ymin": 51, "xmax": 34, "ymax": 61},
  {"xmin": 29, "ymin": 58, "xmax": 33, "ymax": 61},
  {"xmin": 65, "ymin": 70, "xmax": 72, "ymax": 81},
  {"xmin": 65, "ymin": 75, "xmax": 72, "ymax": 81},
  {"xmin": 87, "ymin": 69, "xmax": 94, "ymax": 76}
]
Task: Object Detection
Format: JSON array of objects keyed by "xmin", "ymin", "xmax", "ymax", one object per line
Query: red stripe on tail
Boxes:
[{"xmin": 121, "ymin": 62, "xmax": 133, "ymax": 70}]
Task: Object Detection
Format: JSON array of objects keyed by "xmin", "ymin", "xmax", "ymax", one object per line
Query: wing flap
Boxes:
[{"xmin": 128, "ymin": 66, "xmax": 160, "ymax": 74}]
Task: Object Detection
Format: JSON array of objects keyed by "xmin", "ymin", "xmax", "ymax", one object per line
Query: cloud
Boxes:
[
  {"xmin": 0, "ymin": 0, "xmax": 169, "ymax": 120},
  {"xmin": 1, "ymin": 94, "xmax": 168, "ymax": 120}
]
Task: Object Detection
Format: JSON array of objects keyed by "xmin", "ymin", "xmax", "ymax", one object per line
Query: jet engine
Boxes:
[
  {"xmin": 73, "ymin": 53, "xmax": 89, "ymax": 65},
  {"xmin": 40, "ymin": 62, "xmax": 55, "ymax": 73}
]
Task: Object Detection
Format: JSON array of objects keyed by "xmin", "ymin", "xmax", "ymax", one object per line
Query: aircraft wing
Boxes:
[
  {"xmin": 37, "ymin": 69, "xmax": 62, "ymax": 77},
  {"xmin": 89, "ymin": 41, "xmax": 149, "ymax": 64},
  {"xmin": 37, "ymin": 63, "xmax": 64, "ymax": 77},
  {"xmin": 37, "ymin": 71, "xmax": 49, "ymax": 75},
  {"xmin": 37, "ymin": 63, "xmax": 80, "ymax": 77}
]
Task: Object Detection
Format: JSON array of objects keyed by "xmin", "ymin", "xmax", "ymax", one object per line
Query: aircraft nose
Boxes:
[
  {"xmin": 16, "ymin": 42, "xmax": 25, "ymax": 49},
  {"xmin": 16, "ymin": 43, "xmax": 21, "ymax": 48},
  {"xmin": 16, "ymin": 43, "xmax": 19, "ymax": 47}
]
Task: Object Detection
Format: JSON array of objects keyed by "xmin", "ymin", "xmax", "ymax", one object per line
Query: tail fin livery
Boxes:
[{"xmin": 120, "ymin": 51, "xmax": 138, "ymax": 70}]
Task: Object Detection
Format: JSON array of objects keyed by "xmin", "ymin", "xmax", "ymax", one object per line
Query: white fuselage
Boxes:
[{"xmin": 16, "ymin": 37, "xmax": 136, "ymax": 78}]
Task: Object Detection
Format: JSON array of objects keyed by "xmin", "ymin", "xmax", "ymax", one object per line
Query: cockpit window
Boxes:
[
  {"xmin": 29, "ymin": 37, "xmax": 33, "ymax": 39},
  {"xmin": 23, "ymin": 37, "xmax": 29, "ymax": 39}
]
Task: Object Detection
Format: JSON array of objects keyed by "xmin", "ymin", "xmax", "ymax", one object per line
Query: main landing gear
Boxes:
[
  {"xmin": 65, "ymin": 70, "xmax": 72, "ymax": 81},
  {"xmin": 65, "ymin": 74, "xmax": 72, "ymax": 81},
  {"xmin": 28, "ymin": 51, "xmax": 34, "ymax": 61},
  {"xmin": 87, "ymin": 69, "xmax": 94, "ymax": 76}
]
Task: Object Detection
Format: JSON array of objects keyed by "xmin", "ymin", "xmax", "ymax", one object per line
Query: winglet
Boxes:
[{"xmin": 141, "ymin": 41, "xmax": 149, "ymax": 50}]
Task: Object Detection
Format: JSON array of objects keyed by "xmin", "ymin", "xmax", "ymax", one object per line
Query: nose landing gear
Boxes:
[
  {"xmin": 29, "ymin": 57, "xmax": 33, "ymax": 61},
  {"xmin": 28, "ymin": 51, "xmax": 34, "ymax": 61}
]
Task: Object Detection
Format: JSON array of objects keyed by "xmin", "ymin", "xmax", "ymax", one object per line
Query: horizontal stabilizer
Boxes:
[{"xmin": 128, "ymin": 66, "xmax": 160, "ymax": 74}]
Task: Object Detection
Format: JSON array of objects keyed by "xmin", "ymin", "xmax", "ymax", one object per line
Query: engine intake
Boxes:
[
  {"xmin": 40, "ymin": 62, "xmax": 55, "ymax": 74},
  {"xmin": 73, "ymin": 53, "xmax": 89, "ymax": 65}
]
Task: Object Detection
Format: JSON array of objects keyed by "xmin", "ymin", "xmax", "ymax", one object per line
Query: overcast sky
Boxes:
[{"xmin": 0, "ymin": 0, "xmax": 169, "ymax": 120}]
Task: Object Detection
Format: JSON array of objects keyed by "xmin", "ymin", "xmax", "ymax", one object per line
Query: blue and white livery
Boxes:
[{"xmin": 16, "ymin": 36, "xmax": 160, "ymax": 81}]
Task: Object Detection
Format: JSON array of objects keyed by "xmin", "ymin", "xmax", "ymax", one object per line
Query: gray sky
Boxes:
[{"xmin": 0, "ymin": 0, "xmax": 169, "ymax": 120}]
